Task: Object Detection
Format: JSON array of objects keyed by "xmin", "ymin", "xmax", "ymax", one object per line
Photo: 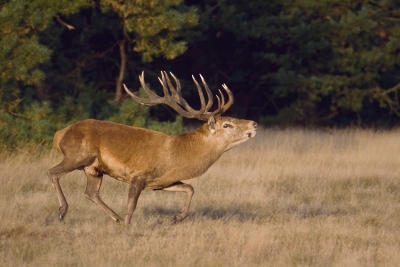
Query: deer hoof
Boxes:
[
  {"xmin": 173, "ymin": 214, "xmax": 186, "ymax": 224},
  {"xmin": 58, "ymin": 206, "xmax": 67, "ymax": 221}
]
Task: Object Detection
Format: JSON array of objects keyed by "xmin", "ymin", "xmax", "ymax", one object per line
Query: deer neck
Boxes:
[{"xmin": 170, "ymin": 125, "xmax": 226, "ymax": 163}]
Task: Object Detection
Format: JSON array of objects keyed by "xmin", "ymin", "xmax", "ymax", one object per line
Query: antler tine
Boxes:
[
  {"xmin": 219, "ymin": 89, "xmax": 225, "ymax": 108},
  {"xmin": 164, "ymin": 72, "xmax": 206, "ymax": 115},
  {"xmin": 211, "ymin": 89, "xmax": 224, "ymax": 116},
  {"xmin": 199, "ymin": 74, "xmax": 214, "ymax": 112},
  {"xmin": 158, "ymin": 71, "xmax": 172, "ymax": 99},
  {"xmin": 123, "ymin": 72, "xmax": 162, "ymax": 106},
  {"xmin": 138, "ymin": 71, "xmax": 161, "ymax": 101},
  {"xmin": 192, "ymin": 75, "xmax": 213, "ymax": 114},
  {"xmin": 169, "ymin": 72, "xmax": 182, "ymax": 94},
  {"xmin": 166, "ymin": 72, "xmax": 183, "ymax": 103},
  {"xmin": 165, "ymin": 72, "xmax": 190, "ymax": 107},
  {"xmin": 215, "ymin": 95, "xmax": 222, "ymax": 113},
  {"xmin": 220, "ymin": 84, "xmax": 234, "ymax": 113}
]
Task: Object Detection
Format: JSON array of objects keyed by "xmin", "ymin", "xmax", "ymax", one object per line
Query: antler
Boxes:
[{"xmin": 123, "ymin": 71, "xmax": 234, "ymax": 121}]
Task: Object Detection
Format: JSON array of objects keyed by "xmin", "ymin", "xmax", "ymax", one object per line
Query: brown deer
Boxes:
[{"xmin": 47, "ymin": 71, "xmax": 257, "ymax": 225}]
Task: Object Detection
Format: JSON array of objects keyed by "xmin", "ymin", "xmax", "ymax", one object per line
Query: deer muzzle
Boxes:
[{"xmin": 248, "ymin": 121, "xmax": 258, "ymax": 138}]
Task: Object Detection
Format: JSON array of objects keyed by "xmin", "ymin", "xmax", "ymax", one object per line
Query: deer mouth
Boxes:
[
  {"xmin": 247, "ymin": 122, "xmax": 257, "ymax": 138},
  {"xmin": 247, "ymin": 130, "xmax": 257, "ymax": 138}
]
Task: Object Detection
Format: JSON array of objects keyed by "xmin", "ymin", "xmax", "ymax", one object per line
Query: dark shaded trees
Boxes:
[
  {"xmin": 0, "ymin": 0, "xmax": 197, "ymax": 149},
  {"xmin": 1, "ymin": 0, "xmax": 400, "ymax": 149},
  {"xmin": 0, "ymin": 0, "xmax": 198, "ymax": 104},
  {"xmin": 183, "ymin": 0, "xmax": 400, "ymax": 126}
]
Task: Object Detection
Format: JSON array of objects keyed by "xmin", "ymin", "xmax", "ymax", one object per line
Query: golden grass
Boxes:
[{"xmin": 1, "ymin": 128, "xmax": 400, "ymax": 266}]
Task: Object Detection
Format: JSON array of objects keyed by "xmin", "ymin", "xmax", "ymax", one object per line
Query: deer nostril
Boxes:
[{"xmin": 253, "ymin": 122, "xmax": 258, "ymax": 129}]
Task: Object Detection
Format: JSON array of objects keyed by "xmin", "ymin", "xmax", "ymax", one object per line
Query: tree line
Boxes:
[{"xmin": 1, "ymin": 0, "xmax": 400, "ymax": 149}]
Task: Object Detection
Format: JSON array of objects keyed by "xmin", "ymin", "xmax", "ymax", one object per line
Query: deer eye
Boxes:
[{"xmin": 223, "ymin": 123, "xmax": 231, "ymax": 128}]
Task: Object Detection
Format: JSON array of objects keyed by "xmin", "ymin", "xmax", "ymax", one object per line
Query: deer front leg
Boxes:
[
  {"xmin": 162, "ymin": 182, "xmax": 194, "ymax": 223},
  {"xmin": 85, "ymin": 167, "xmax": 122, "ymax": 223},
  {"xmin": 125, "ymin": 179, "xmax": 146, "ymax": 225},
  {"xmin": 84, "ymin": 170, "xmax": 124, "ymax": 224}
]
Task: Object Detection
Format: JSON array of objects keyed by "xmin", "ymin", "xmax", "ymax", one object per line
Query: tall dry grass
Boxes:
[{"xmin": 1, "ymin": 128, "xmax": 400, "ymax": 266}]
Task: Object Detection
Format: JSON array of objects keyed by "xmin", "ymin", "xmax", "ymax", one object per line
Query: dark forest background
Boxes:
[{"xmin": 1, "ymin": 0, "xmax": 400, "ymax": 149}]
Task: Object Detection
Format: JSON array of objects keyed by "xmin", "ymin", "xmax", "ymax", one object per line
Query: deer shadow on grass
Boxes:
[{"xmin": 142, "ymin": 205, "xmax": 258, "ymax": 222}]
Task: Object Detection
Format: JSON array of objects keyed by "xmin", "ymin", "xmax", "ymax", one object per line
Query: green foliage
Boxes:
[
  {"xmin": 107, "ymin": 98, "xmax": 183, "ymax": 135},
  {"xmin": 0, "ymin": 0, "xmax": 199, "ymax": 103},
  {"xmin": 0, "ymin": 96, "xmax": 183, "ymax": 151},
  {"xmin": 0, "ymin": 0, "xmax": 192, "ymax": 150},
  {"xmin": 147, "ymin": 115, "xmax": 183, "ymax": 135},
  {"xmin": 0, "ymin": 101, "xmax": 57, "ymax": 150},
  {"xmin": 0, "ymin": 0, "xmax": 89, "ymax": 84},
  {"xmin": 101, "ymin": 0, "xmax": 199, "ymax": 62},
  {"xmin": 106, "ymin": 98, "xmax": 151, "ymax": 126}
]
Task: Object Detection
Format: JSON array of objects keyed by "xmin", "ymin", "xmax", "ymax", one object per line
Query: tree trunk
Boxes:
[
  {"xmin": 35, "ymin": 81, "xmax": 48, "ymax": 101},
  {"xmin": 115, "ymin": 39, "xmax": 127, "ymax": 105}
]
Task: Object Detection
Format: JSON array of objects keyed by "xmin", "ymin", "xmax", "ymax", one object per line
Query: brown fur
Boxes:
[{"xmin": 47, "ymin": 73, "xmax": 257, "ymax": 225}]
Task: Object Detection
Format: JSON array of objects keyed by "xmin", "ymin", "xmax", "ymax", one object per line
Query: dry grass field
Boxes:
[{"xmin": 1, "ymin": 128, "xmax": 400, "ymax": 267}]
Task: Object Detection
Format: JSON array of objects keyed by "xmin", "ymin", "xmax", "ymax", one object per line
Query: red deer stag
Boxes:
[{"xmin": 47, "ymin": 71, "xmax": 257, "ymax": 224}]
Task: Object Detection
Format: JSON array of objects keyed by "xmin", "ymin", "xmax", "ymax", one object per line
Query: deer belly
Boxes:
[{"xmin": 144, "ymin": 165, "xmax": 207, "ymax": 189}]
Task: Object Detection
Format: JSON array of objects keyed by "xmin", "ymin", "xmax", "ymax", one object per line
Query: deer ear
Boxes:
[{"xmin": 208, "ymin": 116, "xmax": 216, "ymax": 132}]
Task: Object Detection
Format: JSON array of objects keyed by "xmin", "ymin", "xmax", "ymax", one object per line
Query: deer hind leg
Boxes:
[
  {"xmin": 162, "ymin": 182, "xmax": 194, "ymax": 223},
  {"xmin": 84, "ymin": 168, "xmax": 124, "ymax": 224},
  {"xmin": 47, "ymin": 164, "xmax": 69, "ymax": 221},
  {"xmin": 47, "ymin": 157, "xmax": 93, "ymax": 221}
]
